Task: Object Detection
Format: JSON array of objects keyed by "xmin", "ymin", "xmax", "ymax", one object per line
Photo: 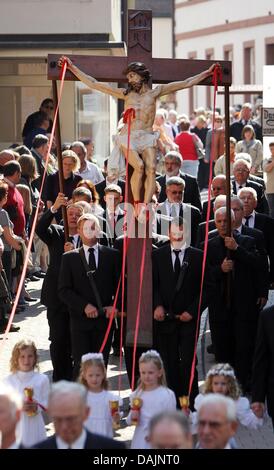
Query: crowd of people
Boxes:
[{"xmin": 0, "ymin": 97, "xmax": 274, "ymax": 450}]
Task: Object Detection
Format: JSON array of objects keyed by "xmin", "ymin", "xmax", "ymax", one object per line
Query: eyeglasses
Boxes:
[
  {"xmin": 169, "ymin": 190, "xmax": 183, "ymax": 195},
  {"xmin": 198, "ymin": 419, "xmax": 228, "ymax": 429},
  {"xmin": 235, "ymin": 168, "xmax": 248, "ymax": 173}
]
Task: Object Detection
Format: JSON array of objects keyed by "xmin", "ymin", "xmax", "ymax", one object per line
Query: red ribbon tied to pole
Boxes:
[
  {"xmin": 211, "ymin": 63, "xmax": 223, "ymax": 90},
  {"xmin": 123, "ymin": 107, "xmax": 136, "ymax": 124}
]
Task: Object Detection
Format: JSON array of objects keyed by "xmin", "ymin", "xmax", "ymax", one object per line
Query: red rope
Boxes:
[
  {"xmin": 0, "ymin": 61, "xmax": 67, "ymax": 354},
  {"xmin": 187, "ymin": 64, "xmax": 221, "ymax": 399}
]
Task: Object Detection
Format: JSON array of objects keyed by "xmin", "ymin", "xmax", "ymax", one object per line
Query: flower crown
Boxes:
[
  {"xmin": 81, "ymin": 353, "xmax": 104, "ymax": 363},
  {"xmin": 206, "ymin": 367, "xmax": 236, "ymax": 379},
  {"xmin": 140, "ymin": 349, "xmax": 161, "ymax": 361}
]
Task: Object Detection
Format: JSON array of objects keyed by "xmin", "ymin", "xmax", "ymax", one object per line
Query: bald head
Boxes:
[{"xmin": 0, "ymin": 150, "xmax": 15, "ymax": 167}]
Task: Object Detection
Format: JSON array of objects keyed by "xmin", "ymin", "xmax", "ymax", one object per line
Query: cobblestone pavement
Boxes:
[{"xmin": 0, "ymin": 279, "xmax": 273, "ymax": 448}]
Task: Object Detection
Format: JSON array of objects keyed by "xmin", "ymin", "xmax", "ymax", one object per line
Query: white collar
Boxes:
[
  {"xmin": 56, "ymin": 429, "xmax": 87, "ymax": 449},
  {"xmin": 83, "ymin": 242, "xmax": 98, "ymax": 253}
]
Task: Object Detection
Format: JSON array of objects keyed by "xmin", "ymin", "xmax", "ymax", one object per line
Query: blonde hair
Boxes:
[
  {"xmin": 203, "ymin": 363, "xmax": 241, "ymax": 400},
  {"xmin": 61, "ymin": 150, "xmax": 80, "ymax": 172},
  {"xmin": 10, "ymin": 340, "xmax": 39, "ymax": 373},
  {"xmin": 78, "ymin": 356, "xmax": 108, "ymax": 391},
  {"xmin": 138, "ymin": 350, "xmax": 167, "ymax": 390},
  {"xmin": 16, "ymin": 184, "xmax": 32, "ymax": 215}
]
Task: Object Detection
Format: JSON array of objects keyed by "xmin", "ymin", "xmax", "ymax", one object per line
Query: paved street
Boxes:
[{"xmin": 0, "ymin": 278, "xmax": 273, "ymax": 448}]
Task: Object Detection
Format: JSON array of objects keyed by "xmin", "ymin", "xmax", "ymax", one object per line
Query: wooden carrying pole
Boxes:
[{"xmin": 52, "ymin": 80, "xmax": 69, "ymax": 241}]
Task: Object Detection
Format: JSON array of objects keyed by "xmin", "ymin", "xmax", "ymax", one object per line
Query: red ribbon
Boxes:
[
  {"xmin": 0, "ymin": 61, "xmax": 67, "ymax": 354},
  {"xmin": 187, "ymin": 65, "xmax": 220, "ymax": 400}
]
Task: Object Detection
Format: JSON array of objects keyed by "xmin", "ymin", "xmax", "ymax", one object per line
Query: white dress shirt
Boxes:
[
  {"xmin": 56, "ymin": 429, "xmax": 87, "ymax": 449},
  {"xmin": 77, "ymin": 161, "xmax": 104, "ymax": 185},
  {"xmin": 170, "ymin": 243, "xmax": 186, "ymax": 269},
  {"xmin": 165, "ymin": 200, "xmax": 181, "ymax": 218},
  {"xmin": 235, "ymin": 181, "xmax": 246, "ymax": 192},
  {"xmin": 243, "ymin": 210, "xmax": 255, "ymax": 228},
  {"xmin": 83, "ymin": 243, "xmax": 99, "ymax": 268}
]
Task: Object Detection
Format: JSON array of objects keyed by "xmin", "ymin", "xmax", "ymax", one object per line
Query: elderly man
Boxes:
[
  {"xmin": 238, "ymin": 186, "xmax": 274, "ymax": 284},
  {"xmin": 232, "ymin": 158, "xmax": 269, "ymax": 214},
  {"xmin": 230, "ymin": 102, "xmax": 262, "ymax": 142},
  {"xmin": 196, "ymin": 394, "xmax": 238, "ymax": 449},
  {"xmin": 156, "ymin": 176, "xmax": 201, "ymax": 246},
  {"xmin": 206, "ymin": 207, "xmax": 261, "ymax": 392},
  {"xmin": 33, "ymin": 381, "xmax": 125, "ymax": 449},
  {"xmin": 156, "ymin": 151, "xmax": 201, "ymax": 210},
  {"xmin": 0, "ymin": 383, "xmax": 23, "ymax": 449},
  {"xmin": 148, "ymin": 411, "xmax": 193, "ymax": 449},
  {"xmin": 58, "ymin": 214, "xmax": 121, "ymax": 378},
  {"xmin": 71, "ymin": 141, "xmax": 104, "ymax": 185},
  {"xmin": 201, "ymin": 174, "xmax": 227, "ymax": 222},
  {"xmin": 0, "ymin": 150, "xmax": 15, "ymax": 172}
]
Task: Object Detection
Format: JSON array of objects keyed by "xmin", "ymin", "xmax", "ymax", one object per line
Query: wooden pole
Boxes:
[{"xmin": 52, "ymin": 80, "xmax": 69, "ymax": 241}]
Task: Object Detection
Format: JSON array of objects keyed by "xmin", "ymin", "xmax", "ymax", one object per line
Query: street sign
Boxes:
[{"xmin": 263, "ymin": 108, "xmax": 274, "ymax": 136}]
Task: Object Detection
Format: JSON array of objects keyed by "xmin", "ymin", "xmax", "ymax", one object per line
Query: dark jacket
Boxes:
[
  {"xmin": 32, "ymin": 430, "xmax": 125, "ymax": 449},
  {"xmin": 156, "ymin": 171, "xmax": 202, "ymax": 211}
]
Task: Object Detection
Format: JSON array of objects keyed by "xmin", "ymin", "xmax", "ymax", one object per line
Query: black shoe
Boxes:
[
  {"xmin": 32, "ymin": 271, "xmax": 46, "ymax": 278},
  {"xmin": 0, "ymin": 323, "xmax": 20, "ymax": 333},
  {"xmin": 207, "ymin": 344, "xmax": 215, "ymax": 354},
  {"xmin": 28, "ymin": 275, "xmax": 41, "ymax": 282},
  {"xmin": 24, "ymin": 296, "xmax": 37, "ymax": 302}
]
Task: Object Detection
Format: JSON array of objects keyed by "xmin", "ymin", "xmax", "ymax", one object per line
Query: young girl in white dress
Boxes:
[
  {"xmin": 127, "ymin": 350, "xmax": 176, "ymax": 449},
  {"xmin": 4, "ymin": 339, "xmax": 49, "ymax": 447},
  {"xmin": 79, "ymin": 353, "xmax": 121, "ymax": 438},
  {"xmin": 192, "ymin": 363, "xmax": 265, "ymax": 433}
]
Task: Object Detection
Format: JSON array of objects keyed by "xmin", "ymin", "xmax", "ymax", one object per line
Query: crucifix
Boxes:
[{"xmin": 48, "ymin": 9, "xmax": 232, "ymax": 347}]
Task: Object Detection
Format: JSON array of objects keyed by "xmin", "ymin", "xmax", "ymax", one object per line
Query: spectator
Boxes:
[
  {"xmin": 262, "ymin": 142, "xmax": 274, "ymax": 218},
  {"xmin": 148, "ymin": 411, "xmax": 193, "ymax": 449},
  {"xmin": 235, "ymin": 125, "xmax": 263, "ymax": 175},
  {"xmin": 23, "ymin": 111, "xmax": 50, "ymax": 150},
  {"xmin": 71, "ymin": 141, "xmax": 104, "ymax": 185},
  {"xmin": 22, "ymin": 98, "xmax": 53, "ymax": 140}
]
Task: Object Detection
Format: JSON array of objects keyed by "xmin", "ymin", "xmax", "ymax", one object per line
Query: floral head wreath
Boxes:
[
  {"xmin": 206, "ymin": 366, "xmax": 236, "ymax": 379},
  {"xmin": 81, "ymin": 353, "xmax": 104, "ymax": 363},
  {"xmin": 140, "ymin": 349, "xmax": 161, "ymax": 361}
]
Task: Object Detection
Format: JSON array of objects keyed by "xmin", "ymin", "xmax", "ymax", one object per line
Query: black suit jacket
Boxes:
[
  {"xmin": 102, "ymin": 209, "xmax": 125, "ymax": 245},
  {"xmin": 58, "ymin": 245, "xmax": 121, "ymax": 328},
  {"xmin": 252, "ymin": 306, "xmax": 274, "ymax": 418},
  {"xmin": 232, "ymin": 179, "xmax": 269, "ymax": 215},
  {"xmin": 206, "ymin": 234, "xmax": 260, "ymax": 321},
  {"xmin": 156, "ymin": 201, "xmax": 201, "ymax": 246},
  {"xmin": 156, "ymin": 171, "xmax": 202, "ymax": 211},
  {"xmin": 201, "ymin": 199, "xmax": 214, "ymax": 222},
  {"xmin": 32, "ymin": 430, "xmax": 125, "ymax": 449},
  {"xmin": 95, "ymin": 179, "xmax": 125, "ymax": 208},
  {"xmin": 196, "ymin": 219, "xmax": 216, "ymax": 246},
  {"xmin": 254, "ymin": 212, "xmax": 274, "ymax": 282},
  {"xmin": 153, "ymin": 244, "xmax": 213, "ymax": 331}
]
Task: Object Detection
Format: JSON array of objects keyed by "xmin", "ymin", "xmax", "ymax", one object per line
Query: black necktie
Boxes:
[
  {"xmin": 238, "ymin": 185, "xmax": 243, "ymax": 190},
  {"xmin": 173, "ymin": 250, "xmax": 181, "ymax": 281},
  {"xmin": 245, "ymin": 216, "xmax": 251, "ymax": 227},
  {"xmin": 88, "ymin": 247, "xmax": 96, "ymax": 272}
]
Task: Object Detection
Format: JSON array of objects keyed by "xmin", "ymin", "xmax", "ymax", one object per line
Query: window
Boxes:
[
  {"xmin": 205, "ymin": 49, "xmax": 214, "ymax": 109},
  {"xmin": 243, "ymin": 41, "xmax": 255, "ymax": 102},
  {"xmin": 265, "ymin": 38, "xmax": 274, "ymax": 65}
]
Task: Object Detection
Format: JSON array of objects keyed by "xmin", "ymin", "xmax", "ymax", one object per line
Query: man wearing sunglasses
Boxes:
[{"xmin": 22, "ymin": 98, "xmax": 54, "ymax": 140}]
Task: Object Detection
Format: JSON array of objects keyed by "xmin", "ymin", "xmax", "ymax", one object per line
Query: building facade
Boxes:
[
  {"xmin": 0, "ymin": 0, "xmax": 124, "ymax": 162},
  {"xmin": 175, "ymin": 0, "xmax": 274, "ymax": 115}
]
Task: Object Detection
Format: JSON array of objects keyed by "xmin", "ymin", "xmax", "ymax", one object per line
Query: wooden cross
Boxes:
[{"xmin": 48, "ymin": 9, "xmax": 232, "ymax": 347}]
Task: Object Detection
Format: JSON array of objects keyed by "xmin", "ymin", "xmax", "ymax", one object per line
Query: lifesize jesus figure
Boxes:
[{"xmin": 58, "ymin": 57, "xmax": 216, "ymax": 207}]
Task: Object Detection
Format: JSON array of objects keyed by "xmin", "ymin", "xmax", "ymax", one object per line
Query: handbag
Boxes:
[{"xmin": 191, "ymin": 133, "xmax": 205, "ymax": 160}]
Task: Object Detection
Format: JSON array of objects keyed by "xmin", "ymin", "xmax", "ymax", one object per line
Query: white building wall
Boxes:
[
  {"xmin": 175, "ymin": 0, "xmax": 274, "ymax": 114},
  {"xmin": 0, "ymin": 0, "xmax": 121, "ymax": 39},
  {"xmin": 152, "ymin": 18, "xmax": 173, "ymax": 58}
]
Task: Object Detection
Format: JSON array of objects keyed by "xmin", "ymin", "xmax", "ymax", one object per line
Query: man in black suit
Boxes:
[
  {"xmin": 232, "ymin": 158, "xmax": 269, "ymax": 215},
  {"xmin": 156, "ymin": 176, "xmax": 201, "ymax": 246},
  {"xmin": 58, "ymin": 213, "xmax": 121, "ymax": 378},
  {"xmin": 201, "ymin": 174, "xmax": 227, "ymax": 222},
  {"xmin": 95, "ymin": 168, "xmax": 125, "ymax": 209},
  {"xmin": 196, "ymin": 194, "xmax": 227, "ymax": 246},
  {"xmin": 238, "ymin": 187, "xmax": 274, "ymax": 283},
  {"xmin": 102, "ymin": 184, "xmax": 125, "ymax": 246},
  {"xmin": 230, "ymin": 102, "xmax": 262, "ymax": 142},
  {"xmin": 33, "ymin": 381, "xmax": 125, "ymax": 449},
  {"xmin": 251, "ymin": 306, "xmax": 274, "ymax": 429},
  {"xmin": 153, "ymin": 217, "xmax": 213, "ymax": 407},
  {"xmin": 206, "ymin": 207, "xmax": 261, "ymax": 392},
  {"xmin": 156, "ymin": 151, "xmax": 201, "ymax": 211},
  {"xmin": 36, "ymin": 196, "xmax": 87, "ymax": 382}
]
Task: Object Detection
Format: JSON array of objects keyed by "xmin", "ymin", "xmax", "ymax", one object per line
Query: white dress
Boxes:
[
  {"xmin": 191, "ymin": 393, "xmax": 264, "ymax": 433},
  {"xmin": 4, "ymin": 370, "xmax": 49, "ymax": 447},
  {"xmin": 127, "ymin": 386, "xmax": 176, "ymax": 449},
  {"xmin": 84, "ymin": 390, "xmax": 122, "ymax": 438}
]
